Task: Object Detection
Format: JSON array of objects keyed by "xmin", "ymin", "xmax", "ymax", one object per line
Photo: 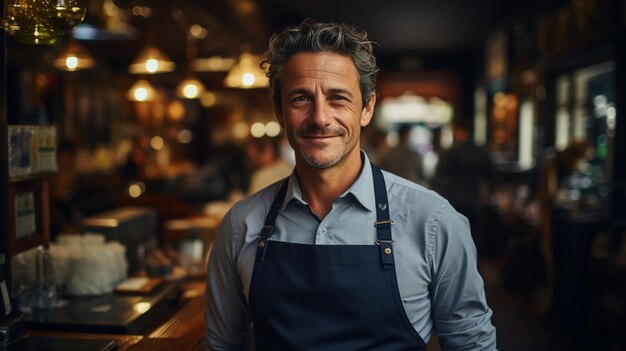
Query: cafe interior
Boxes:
[{"xmin": 1, "ymin": 0, "xmax": 625, "ymax": 350}]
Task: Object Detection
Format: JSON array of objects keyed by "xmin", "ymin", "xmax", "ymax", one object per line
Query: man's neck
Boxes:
[{"xmin": 295, "ymin": 152, "xmax": 363, "ymax": 219}]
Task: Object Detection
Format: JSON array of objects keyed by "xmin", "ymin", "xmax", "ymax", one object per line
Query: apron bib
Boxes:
[{"xmin": 249, "ymin": 164, "xmax": 426, "ymax": 351}]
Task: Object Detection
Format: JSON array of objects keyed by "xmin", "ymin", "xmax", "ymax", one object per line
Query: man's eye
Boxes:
[
  {"xmin": 292, "ymin": 96, "xmax": 310, "ymax": 104},
  {"xmin": 330, "ymin": 95, "xmax": 348, "ymax": 102}
]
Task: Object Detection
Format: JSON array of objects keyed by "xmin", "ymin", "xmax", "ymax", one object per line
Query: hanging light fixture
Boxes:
[
  {"xmin": 127, "ymin": 79, "xmax": 157, "ymax": 102},
  {"xmin": 53, "ymin": 38, "xmax": 95, "ymax": 71},
  {"xmin": 175, "ymin": 26, "xmax": 205, "ymax": 99},
  {"xmin": 128, "ymin": 45, "xmax": 176, "ymax": 74},
  {"xmin": 176, "ymin": 77, "xmax": 204, "ymax": 99},
  {"xmin": 223, "ymin": 52, "xmax": 268, "ymax": 89}
]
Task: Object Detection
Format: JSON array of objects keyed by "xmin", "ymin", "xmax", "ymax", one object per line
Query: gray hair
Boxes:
[{"xmin": 262, "ymin": 19, "xmax": 379, "ymax": 110}]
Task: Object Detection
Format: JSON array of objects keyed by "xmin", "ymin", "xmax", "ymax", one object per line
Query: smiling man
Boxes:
[{"xmin": 205, "ymin": 19, "xmax": 497, "ymax": 351}]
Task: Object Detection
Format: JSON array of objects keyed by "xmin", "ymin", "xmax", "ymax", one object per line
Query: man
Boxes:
[
  {"xmin": 433, "ymin": 118, "xmax": 496, "ymax": 251},
  {"xmin": 205, "ymin": 19, "xmax": 496, "ymax": 351}
]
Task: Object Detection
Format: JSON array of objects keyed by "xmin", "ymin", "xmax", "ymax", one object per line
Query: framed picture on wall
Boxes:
[{"xmin": 8, "ymin": 178, "xmax": 50, "ymax": 254}]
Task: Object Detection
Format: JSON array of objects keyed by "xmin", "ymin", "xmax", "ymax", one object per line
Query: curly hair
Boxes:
[{"xmin": 262, "ymin": 19, "xmax": 379, "ymax": 110}]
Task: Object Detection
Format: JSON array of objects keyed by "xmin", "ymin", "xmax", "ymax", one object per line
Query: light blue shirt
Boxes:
[{"xmin": 205, "ymin": 152, "xmax": 497, "ymax": 350}]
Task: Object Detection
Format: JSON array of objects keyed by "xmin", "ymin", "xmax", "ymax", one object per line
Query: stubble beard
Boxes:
[{"xmin": 295, "ymin": 126, "xmax": 358, "ymax": 169}]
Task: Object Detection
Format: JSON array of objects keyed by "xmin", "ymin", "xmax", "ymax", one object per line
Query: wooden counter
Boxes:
[{"xmin": 14, "ymin": 281, "xmax": 206, "ymax": 351}]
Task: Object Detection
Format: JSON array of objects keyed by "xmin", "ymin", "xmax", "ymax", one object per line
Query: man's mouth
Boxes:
[{"xmin": 298, "ymin": 127, "xmax": 344, "ymax": 139}]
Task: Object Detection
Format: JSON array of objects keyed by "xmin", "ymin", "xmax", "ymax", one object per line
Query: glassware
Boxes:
[
  {"xmin": 49, "ymin": 0, "xmax": 86, "ymax": 32},
  {"xmin": 3, "ymin": 0, "xmax": 85, "ymax": 45},
  {"xmin": 35, "ymin": 245, "xmax": 58, "ymax": 309}
]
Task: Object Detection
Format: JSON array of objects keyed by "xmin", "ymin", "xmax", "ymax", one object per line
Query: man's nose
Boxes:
[{"xmin": 309, "ymin": 98, "xmax": 332, "ymax": 127}]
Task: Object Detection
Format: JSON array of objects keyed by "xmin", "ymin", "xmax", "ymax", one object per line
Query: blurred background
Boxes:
[{"xmin": 1, "ymin": 0, "xmax": 625, "ymax": 350}]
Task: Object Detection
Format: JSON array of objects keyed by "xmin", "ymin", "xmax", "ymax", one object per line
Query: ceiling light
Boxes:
[
  {"xmin": 128, "ymin": 45, "xmax": 176, "ymax": 74},
  {"xmin": 223, "ymin": 52, "xmax": 268, "ymax": 89},
  {"xmin": 176, "ymin": 76, "xmax": 205, "ymax": 99},
  {"xmin": 127, "ymin": 79, "xmax": 157, "ymax": 102},
  {"xmin": 53, "ymin": 38, "xmax": 95, "ymax": 71}
]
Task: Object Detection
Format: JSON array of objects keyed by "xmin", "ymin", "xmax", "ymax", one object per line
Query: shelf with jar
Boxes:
[{"xmin": 7, "ymin": 125, "xmax": 58, "ymax": 256}]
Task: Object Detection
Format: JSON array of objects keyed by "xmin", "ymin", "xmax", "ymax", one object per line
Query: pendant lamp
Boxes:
[
  {"xmin": 176, "ymin": 77, "xmax": 205, "ymax": 99},
  {"xmin": 127, "ymin": 79, "xmax": 157, "ymax": 102},
  {"xmin": 175, "ymin": 28, "xmax": 205, "ymax": 99},
  {"xmin": 53, "ymin": 38, "xmax": 95, "ymax": 71},
  {"xmin": 128, "ymin": 45, "xmax": 176, "ymax": 74},
  {"xmin": 223, "ymin": 52, "xmax": 268, "ymax": 89}
]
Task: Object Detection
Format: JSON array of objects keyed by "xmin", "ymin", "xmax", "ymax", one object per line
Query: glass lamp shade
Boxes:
[
  {"xmin": 128, "ymin": 45, "xmax": 176, "ymax": 74},
  {"xmin": 223, "ymin": 53, "xmax": 268, "ymax": 89},
  {"xmin": 3, "ymin": 0, "xmax": 86, "ymax": 45},
  {"xmin": 127, "ymin": 79, "xmax": 157, "ymax": 102},
  {"xmin": 176, "ymin": 76, "xmax": 205, "ymax": 99},
  {"xmin": 53, "ymin": 38, "xmax": 95, "ymax": 71}
]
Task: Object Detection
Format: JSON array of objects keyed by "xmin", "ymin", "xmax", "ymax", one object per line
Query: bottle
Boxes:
[{"xmin": 35, "ymin": 245, "xmax": 58, "ymax": 309}]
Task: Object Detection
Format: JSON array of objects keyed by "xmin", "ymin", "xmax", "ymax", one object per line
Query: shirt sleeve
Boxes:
[
  {"xmin": 205, "ymin": 210, "xmax": 254, "ymax": 351},
  {"xmin": 429, "ymin": 204, "xmax": 497, "ymax": 350}
]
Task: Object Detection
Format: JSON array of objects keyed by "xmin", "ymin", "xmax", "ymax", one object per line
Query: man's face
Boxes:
[{"xmin": 276, "ymin": 52, "xmax": 375, "ymax": 169}]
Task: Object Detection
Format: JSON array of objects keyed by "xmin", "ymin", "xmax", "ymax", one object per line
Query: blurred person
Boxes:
[
  {"xmin": 535, "ymin": 140, "xmax": 591, "ymax": 318},
  {"xmin": 50, "ymin": 139, "xmax": 80, "ymax": 238},
  {"xmin": 378, "ymin": 124, "xmax": 425, "ymax": 184},
  {"xmin": 433, "ymin": 118, "xmax": 496, "ymax": 248},
  {"xmin": 245, "ymin": 135, "xmax": 294, "ymax": 194},
  {"xmin": 205, "ymin": 19, "xmax": 496, "ymax": 351},
  {"xmin": 360, "ymin": 126, "xmax": 389, "ymax": 164}
]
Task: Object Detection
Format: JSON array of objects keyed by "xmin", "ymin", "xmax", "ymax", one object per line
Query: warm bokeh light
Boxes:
[
  {"xmin": 53, "ymin": 39, "xmax": 96, "ymax": 72},
  {"xmin": 223, "ymin": 53, "xmax": 268, "ymax": 89},
  {"xmin": 233, "ymin": 122, "xmax": 249, "ymax": 139},
  {"xmin": 127, "ymin": 79, "xmax": 157, "ymax": 102},
  {"xmin": 134, "ymin": 88, "xmax": 149, "ymax": 101},
  {"xmin": 265, "ymin": 121, "xmax": 281, "ymax": 137},
  {"xmin": 177, "ymin": 129, "xmax": 193, "ymax": 143},
  {"xmin": 177, "ymin": 77, "xmax": 205, "ymax": 99},
  {"xmin": 493, "ymin": 92, "xmax": 507, "ymax": 106},
  {"xmin": 250, "ymin": 122, "xmax": 265, "ymax": 138},
  {"xmin": 128, "ymin": 46, "xmax": 176, "ymax": 74},
  {"xmin": 168, "ymin": 100, "xmax": 186, "ymax": 122},
  {"xmin": 192, "ymin": 56, "xmax": 236, "ymax": 72},
  {"xmin": 200, "ymin": 92, "xmax": 217, "ymax": 107},
  {"xmin": 146, "ymin": 59, "xmax": 158, "ymax": 73},
  {"xmin": 133, "ymin": 302, "xmax": 151, "ymax": 313},
  {"xmin": 128, "ymin": 182, "xmax": 146, "ymax": 198},
  {"xmin": 150, "ymin": 136, "xmax": 165, "ymax": 150},
  {"xmin": 183, "ymin": 84, "xmax": 199, "ymax": 98},
  {"xmin": 65, "ymin": 56, "xmax": 78, "ymax": 70},
  {"xmin": 241, "ymin": 73, "xmax": 255, "ymax": 87}
]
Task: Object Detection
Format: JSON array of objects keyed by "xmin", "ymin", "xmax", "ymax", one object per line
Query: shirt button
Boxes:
[{"xmin": 320, "ymin": 228, "xmax": 327, "ymax": 234}]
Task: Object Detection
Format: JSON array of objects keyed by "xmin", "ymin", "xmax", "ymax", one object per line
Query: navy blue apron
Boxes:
[{"xmin": 249, "ymin": 164, "xmax": 426, "ymax": 351}]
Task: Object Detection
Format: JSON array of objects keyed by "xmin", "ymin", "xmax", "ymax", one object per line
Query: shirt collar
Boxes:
[{"xmin": 282, "ymin": 150, "xmax": 375, "ymax": 213}]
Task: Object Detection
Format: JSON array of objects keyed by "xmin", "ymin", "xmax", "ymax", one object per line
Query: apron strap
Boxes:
[
  {"xmin": 256, "ymin": 179, "xmax": 289, "ymax": 262},
  {"xmin": 371, "ymin": 164, "xmax": 395, "ymax": 270}
]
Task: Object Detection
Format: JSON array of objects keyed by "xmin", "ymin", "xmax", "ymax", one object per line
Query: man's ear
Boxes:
[{"xmin": 360, "ymin": 93, "xmax": 376, "ymax": 127}]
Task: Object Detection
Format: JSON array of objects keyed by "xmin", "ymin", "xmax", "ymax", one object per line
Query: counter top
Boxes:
[{"xmin": 14, "ymin": 281, "xmax": 206, "ymax": 351}]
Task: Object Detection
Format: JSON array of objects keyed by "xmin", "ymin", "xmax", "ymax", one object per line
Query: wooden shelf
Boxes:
[{"xmin": 8, "ymin": 173, "xmax": 56, "ymax": 184}]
